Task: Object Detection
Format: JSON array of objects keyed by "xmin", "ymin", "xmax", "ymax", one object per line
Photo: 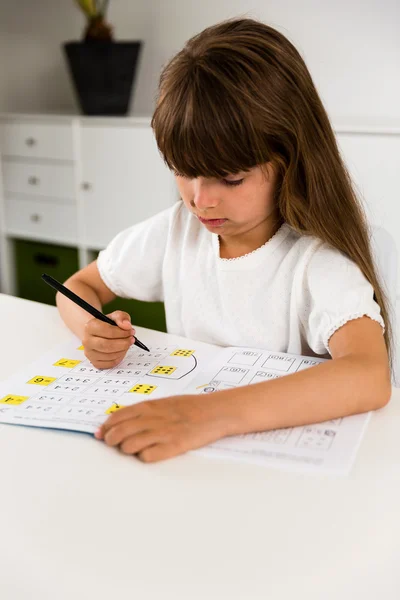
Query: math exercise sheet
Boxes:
[
  {"xmin": 0, "ymin": 336, "xmax": 370, "ymax": 475},
  {"xmin": 184, "ymin": 346, "xmax": 371, "ymax": 476},
  {"xmin": 0, "ymin": 335, "xmax": 217, "ymax": 434}
]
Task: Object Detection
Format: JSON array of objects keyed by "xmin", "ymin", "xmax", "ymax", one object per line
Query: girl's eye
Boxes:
[
  {"xmin": 223, "ymin": 179, "xmax": 244, "ymax": 187},
  {"xmin": 173, "ymin": 171, "xmax": 244, "ymax": 187}
]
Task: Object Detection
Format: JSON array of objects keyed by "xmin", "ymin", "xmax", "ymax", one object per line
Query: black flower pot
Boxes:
[{"xmin": 63, "ymin": 41, "xmax": 142, "ymax": 116}]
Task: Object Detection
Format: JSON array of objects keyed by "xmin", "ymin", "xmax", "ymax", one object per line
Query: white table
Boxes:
[{"xmin": 1, "ymin": 293, "xmax": 399, "ymax": 600}]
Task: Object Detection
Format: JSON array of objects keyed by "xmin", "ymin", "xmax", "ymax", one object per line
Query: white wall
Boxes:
[
  {"xmin": 0, "ymin": 0, "xmax": 399, "ymax": 120},
  {"xmin": 0, "ymin": 0, "xmax": 150, "ymax": 113}
]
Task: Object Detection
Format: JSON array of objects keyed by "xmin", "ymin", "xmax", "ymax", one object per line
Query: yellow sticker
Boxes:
[
  {"xmin": 53, "ymin": 358, "xmax": 81, "ymax": 368},
  {"xmin": 129, "ymin": 384, "xmax": 157, "ymax": 395},
  {"xmin": 150, "ymin": 365, "xmax": 177, "ymax": 375},
  {"xmin": 27, "ymin": 376, "xmax": 57, "ymax": 386},
  {"xmin": 77, "ymin": 345, "xmax": 84, "ymax": 350},
  {"xmin": 105, "ymin": 403, "xmax": 126, "ymax": 415},
  {"xmin": 170, "ymin": 349, "xmax": 195, "ymax": 357},
  {"xmin": 0, "ymin": 394, "xmax": 29, "ymax": 405}
]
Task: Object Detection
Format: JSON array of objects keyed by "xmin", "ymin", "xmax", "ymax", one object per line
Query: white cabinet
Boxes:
[
  {"xmin": 0, "ymin": 116, "xmax": 80, "ymax": 293},
  {"xmin": 79, "ymin": 124, "xmax": 176, "ymax": 248},
  {"xmin": 0, "ymin": 114, "xmax": 178, "ymax": 294}
]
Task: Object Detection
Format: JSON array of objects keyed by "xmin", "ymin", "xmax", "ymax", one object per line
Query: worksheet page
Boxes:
[
  {"xmin": 0, "ymin": 337, "xmax": 370, "ymax": 475},
  {"xmin": 185, "ymin": 346, "xmax": 371, "ymax": 475},
  {"xmin": 0, "ymin": 336, "xmax": 216, "ymax": 433}
]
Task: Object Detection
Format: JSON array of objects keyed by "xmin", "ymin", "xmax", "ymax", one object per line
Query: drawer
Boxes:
[
  {"xmin": 2, "ymin": 160, "xmax": 75, "ymax": 200},
  {"xmin": 4, "ymin": 198, "xmax": 78, "ymax": 243},
  {"xmin": 15, "ymin": 240, "xmax": 79, "ymax": 307},
  {"xmin": 0, "ymin": 121, "xmax": 74, "ymax": 160}
]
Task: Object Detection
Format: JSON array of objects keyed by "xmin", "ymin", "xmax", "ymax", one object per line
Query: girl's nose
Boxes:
[{"xmin": 192, "ymin": 178, "xmax": 219, "ymax": 211}]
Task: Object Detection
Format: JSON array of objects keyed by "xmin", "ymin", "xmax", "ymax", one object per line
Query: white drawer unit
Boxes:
[
  {"xmin": 4, "ymin": 198, "xmax": 78, "ymax": 244},
  {"xmin": 0, "ymin": 121, "xmax": 74, "ymax": 161},
  {"xmin": 1, "ymin": 160, "xmax": 75, "ymax": 201}
]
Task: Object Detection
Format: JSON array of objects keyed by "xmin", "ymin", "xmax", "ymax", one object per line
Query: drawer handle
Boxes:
[
  {"xmin": 82, "ymin": 182, "xmax": 91, "ymax": 191},
  {"xmin": 33, "ymin": 253, "xmax": 59, "ymax": 267},
  {"xmin": 28, "ymin": 176, "xmax": 39, "ymax": 185},
  {"xmin": 30, "ymin": 213, "xmax": 41, "ymax": 223},
  {"xmin": 25, "ymin": 137, "xmax": 37, "ymax": 147}
]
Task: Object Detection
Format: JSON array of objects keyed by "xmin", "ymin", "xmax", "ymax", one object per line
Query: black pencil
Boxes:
[{"xmin": 41, "ymin": 273, "xmax": 150, "ymax": 352}]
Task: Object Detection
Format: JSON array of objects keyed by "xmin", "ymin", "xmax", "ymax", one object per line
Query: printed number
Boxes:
[
  {"xmin": 115, "ymin": 370, "xmax": 142, "ymax": 376},
  {"xmin": 0, "ymin": 395, "xmax": 29, "ymax": 405},
  {"xmin": 53, "ymin": 359, "xmax": 81, "ymax": 368},
  {"xmin": 27, "ymin": 376, "xmax": 57, "ymax": 386}
]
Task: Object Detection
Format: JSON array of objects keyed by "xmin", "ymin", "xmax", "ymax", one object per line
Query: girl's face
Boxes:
[{"xmin": 175, "ymin": 163, "xmax": 281, "ymax": 248}]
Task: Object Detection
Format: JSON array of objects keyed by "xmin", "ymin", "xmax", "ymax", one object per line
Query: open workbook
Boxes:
[{"xmin": 0, "ymin": 329, "xmax": 370, "ymax": 475}]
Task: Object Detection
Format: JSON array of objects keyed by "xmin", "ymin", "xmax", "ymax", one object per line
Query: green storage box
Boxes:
[
  {"xmin": 103, "ymin": 297, "xmax": 167, "ymax": 333},
  {"xmin": 14, "ymin": 240, "xmax": 167, "ymax": 333},
  {"xmin": 15, "ymin": 239, "xmax": 79, "ymax": 306}
]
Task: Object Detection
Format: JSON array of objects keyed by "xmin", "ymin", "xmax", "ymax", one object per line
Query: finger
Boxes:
[
  {"xmin": 86, "ymin": 348, "xmax": 129, "ymax": 361},
  {"xmin": 119, "ymin": 431, "xmax": 166, "ymax": 455},
  {"xmin": 97, "ymin": 405, "xmax": 149, "ymax": 439},
  {"xmin": 106, "ymin": 311, "xmax": 135, "ymax": 331},
  {"xmin": 85, "ymin": 353, "xmax": 127, "ymax": 370},
  {"xmin": 86, "ymin": 319, "xmax": 135, "ymax": 339},
  {"xmin": 102, "ymin": 418, "xmax": 162, "ymax": 447},
  {"xmin": 87, "ymin": 336, "xmax": 134, "ymax": 354},
  {"xmin": 99, "ymin": 402, "xmax": 149, "ymax": 434},
  {"xmin": 138, "ymin": 441, "xmax": 187, "ymax": 463},
  {"xmin": 88, "ymin": 356, "xmax": 126, "ymax": 369}
]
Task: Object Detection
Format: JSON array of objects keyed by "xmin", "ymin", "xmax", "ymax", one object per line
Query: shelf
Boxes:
[
  {"xmin": 2, "ymin": 113, "xmax": 400, "ymax": 133},
  {"xmin": 0, "ymin": 112, "xmax": 153, "ymax": 127},
  {"xmin": 333, "ymin": 117, "xmax": 400, "ymax": 135}
]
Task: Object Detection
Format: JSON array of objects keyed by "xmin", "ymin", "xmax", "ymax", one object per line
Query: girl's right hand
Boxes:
[{"xmin": 82, "ymin": 310, "xmax": 136, "ymax": 369}]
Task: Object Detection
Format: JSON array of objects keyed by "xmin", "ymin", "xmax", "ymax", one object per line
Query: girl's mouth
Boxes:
[{"xmin": 198, "ymin": 217, "xmax": 228, "ymax": 227}]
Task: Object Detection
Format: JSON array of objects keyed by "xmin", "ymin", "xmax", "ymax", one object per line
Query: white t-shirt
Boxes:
[{"xmin": 97, "ymin": 201, "xmax": 385, "ymax": 358}]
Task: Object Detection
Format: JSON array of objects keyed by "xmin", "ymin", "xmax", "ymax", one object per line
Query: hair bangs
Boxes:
[{"xmin": 152, "ymin": 64, "xmax": 269, "ymax": 179}]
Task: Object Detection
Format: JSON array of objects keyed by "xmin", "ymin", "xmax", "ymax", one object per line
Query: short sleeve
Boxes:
[
  {"xmin": 300, "ymin": 242, "xmax": 385, "ymax": 356},
  {"xmin": 97, "ymin": 203, "xmax": 180, "ymax": 302}
]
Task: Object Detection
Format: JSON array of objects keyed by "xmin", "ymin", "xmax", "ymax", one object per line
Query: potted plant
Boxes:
[{"xmin": 63, "ymin": 0, "xmax": 142, "ymax": 115}]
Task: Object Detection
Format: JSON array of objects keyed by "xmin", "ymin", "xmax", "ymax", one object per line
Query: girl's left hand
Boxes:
[{"xmin": 94, "ymin": 393, "xmax": 233, "ymax": 463}]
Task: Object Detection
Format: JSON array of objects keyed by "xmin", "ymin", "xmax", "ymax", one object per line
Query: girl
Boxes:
[{"xmin": 57, "ymin": 18, "xmax": 393, "ymax": 463}]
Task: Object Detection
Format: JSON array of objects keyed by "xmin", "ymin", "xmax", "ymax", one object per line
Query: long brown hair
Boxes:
[{"xmin": 151, "ymin": 17, "xmax": 394, "ymax": 374}]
